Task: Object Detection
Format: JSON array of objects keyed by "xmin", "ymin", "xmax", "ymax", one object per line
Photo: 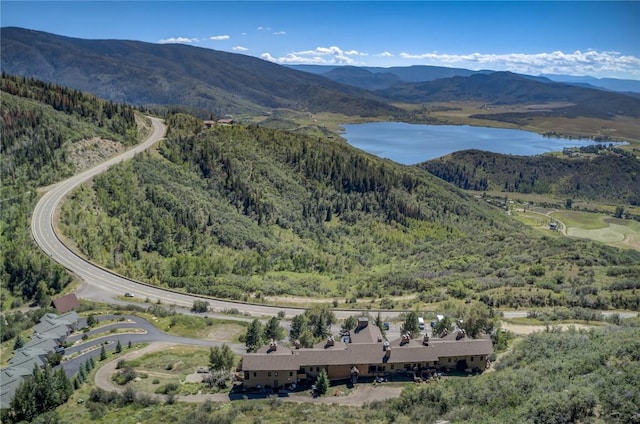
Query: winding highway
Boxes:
[
  {"xmin": 29, "ymin": 118, "xmax": 328, "ymax": 319},
  {"xmin": 30, "ymin": 118, "xmax": 637, "ymax": 322}
]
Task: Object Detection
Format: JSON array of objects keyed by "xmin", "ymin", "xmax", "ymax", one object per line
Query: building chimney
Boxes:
[
  {"xmin": 401, "ymin": 334, "xmax": 410, "ymax": 346},
  {"xmin": 422, "ymin": 334, "xmax": 429, "ymax": 346},
  {"xmin": 385, "ymin": 346, "xmax": 391, "ymax": 358},
  {"xmin": 294, "ymin": 339, "xmax": 301, "ymax": 349},
  {"xmin": 269, "ymin": 339, "xmax": 277, "ymax": 352},
  {"xmin": 326, "ymin": 336, "xmax": 335, "ymax": 347},
  {"xmin": 357, "ymin": 316, "xmax": 369, "ymax": 330}
]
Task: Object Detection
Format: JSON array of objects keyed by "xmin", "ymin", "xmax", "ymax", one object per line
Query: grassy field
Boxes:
[
  {"xmin": 428, "ymin": 101, "xmax": 640, "ymax": 145},
  {"xmin": 123, "ymin": 345, "xmax": 214, "ymax": 395},
  {"xmin": 551, "ymin": 210, "xmax": 640, "ymax": 250}
]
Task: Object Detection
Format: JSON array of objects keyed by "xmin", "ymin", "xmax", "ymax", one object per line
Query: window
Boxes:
[
  {"xmin": 290, "ymin": 371, "xmax": 293, "ymax": 377},
  {"xmin": 268, "ymin": 372, "xmax": 272, "ymax": 377},
  {"xmin": 244, "ymin": 371, "xmax": 250, "ymax": 380},
  {"xmin": 274, "ymin": 372, "xmax": 278, "ymax": 377},
  {"xmin": 390, "ymin": 364, "xmax": 394, "ymax": 370},
  {"xmin": 316, "ymin": 367, "xmax": 320, "ymax": 372},
  {"xmin": 471, "ymin": 356, "xmax": 474, "ymax": 362}
]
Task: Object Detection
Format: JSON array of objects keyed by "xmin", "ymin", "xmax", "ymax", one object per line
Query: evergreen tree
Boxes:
[
  {"xmin": 433, "ymin": 316, "xmax": 453, "ymax": 337},
  {"xmin": 245, "ymin": 319, "xmax": 263, "ymax": 353},
  {"xmin": 315, "ymin": 369, "xmax": 330, "ymax": 396},
  {"xmin": 86, "ymin": 314, "xmax": 97, "ymax": 327},
  {"xmin": 263, "ymin": 317, "xmax": 285, "ymax": 341},
  {"xmin": 305, "ymin": 306, "xmax": 335, "ymax": 338},
  {"xmin": 10, "ymin": 362, "xmax": 72, "ymax": 423},
  {"xmin": 78, "ymin": 365, "xmax": 86, "ymax": 381},
  {"xmin": 400, "ymin": 311, "xmax": 420, "ymax": 338},
  {"xmin": 100, "ymin": 345, "xmax": 107, "ymax": 361},
  {"xmin": 13, "ymin": 334, "xmax": 24, "ymax": 350},
  {"xmin": 341, "ymin": 316, "xmax": 357, "ymax": 332},
  {"xmin": 115, "ymin": 340, "xmax": 122, "ymax": 354},
  {"xmin": 128, "ymin": 340, "xmax": 132, "ymax": 349},
  {"xmin": 289, "ymin": 314, "xmax": 308, "ymax": 340}
]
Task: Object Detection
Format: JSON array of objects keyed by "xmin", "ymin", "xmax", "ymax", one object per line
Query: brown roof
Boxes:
[
  {"xmin": 245, "ymin": 340, "xmax": 451, "ymax": 371},
  {"xmin": 350, "ymin": 322, "xmax": 383, "ymax": 344},
  {"xmin": 429, "ymin": 338, "xmax": 493, "ymax": 358},
  {"xmin": 242, "ymin": 324, "xmax": 493, "ymax": 372},
  {"xmin": 242, "ymin": 350, "xmax": 300, "ymax": 371},
  {"xmin": 52, "ymin": 293, "xmax": 79, "ymax": 313}
]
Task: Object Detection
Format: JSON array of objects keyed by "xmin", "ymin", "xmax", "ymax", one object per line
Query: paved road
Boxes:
[
  {"xmin": 28, "ymin": 119, "xmax": 400, "ymax": 320},
  {"xmin": 61, "ymin": 314, "xmax": 244, "ymax": 378},
  {"xmin": 30, "ymin": 117, "xmax": 638, "ymax": 323}
]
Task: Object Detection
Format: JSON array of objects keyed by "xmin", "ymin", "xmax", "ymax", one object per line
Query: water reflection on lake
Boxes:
[{"xmin": 342, "ymin": 122, "xmax": 606, "ymax": 165}]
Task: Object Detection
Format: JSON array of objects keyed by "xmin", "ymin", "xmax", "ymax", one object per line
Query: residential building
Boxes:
[
  {"xmin": 0, "ymin": 311, "xmax": 80, "ymax": 410},
  {"xmin": 241, "ymin": 317, "xmax": 493, "ymax": 390}
]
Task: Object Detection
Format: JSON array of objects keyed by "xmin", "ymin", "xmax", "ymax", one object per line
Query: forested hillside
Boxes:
[
  {"xmin": 0, "ymin": 75, "xmax": 143, "ymax": 309},
  {"xmin": 0, "ymin": 27, "xmax": 401, "ymax": 118},
  {"xmin": 421, "ymin": 146, "xmax": 640, "ymax": 205},
  {"xmin": 60, "ymin": 114, "xmax": 640, "ymax": 310}
]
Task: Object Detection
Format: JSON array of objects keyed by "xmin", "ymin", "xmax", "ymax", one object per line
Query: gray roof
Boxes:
[
  {"xmin": 23, "ymin": 333, "xmax": 58, "ymax": 351},
  {"xmin": 9, "ymin": 348, "xmax": 49, "ymax": 365},
  {"xmin": 33, "ymin": 312, "xmax": 79, "ymax": 335},
  {"xmin": 1, "ymin": 312, "xmax": 80, "ymax": 410}
]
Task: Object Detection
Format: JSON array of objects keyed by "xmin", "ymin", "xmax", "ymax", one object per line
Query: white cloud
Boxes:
[
  {"xmin": 210, "ymin": 35, "xmax": 230, "ymax": 41},
  {"xmin": 398, "ymin": 50, "xmax": 640, "ymax": 77},
  {"xmin": 261, "ymin": 46, "xmax": 364, "ymax": 65},
  {"xmin": 273, "ymin": 31, "xmax": 286, "ymax": 36},
  {"xmin": 233, "ymin": 46, "xmax": 249, "ymax": 51},
  {"xmin": 375, "ymin": 52, "xmax": 394, "ymax": 57},
  {"xmin": 257, "ymin": 26, "xmax": 271, "ymax": 31},
  {"xmin": 157, "ymin": 37, "xmax": 199, "ymax": 44},
  {"xmin": 345, "ymin": 50, "xmax": 367, "ymax": 56}
]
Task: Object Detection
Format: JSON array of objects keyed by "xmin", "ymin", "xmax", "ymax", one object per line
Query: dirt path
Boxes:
[{"xmin": 95, "ymin": 342, "xmax": 405, "ymax": 406}]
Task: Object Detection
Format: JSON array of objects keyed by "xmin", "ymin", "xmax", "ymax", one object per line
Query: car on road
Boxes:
[{"xmin": 124, "ymin": 292, "xmax": 134, "ymax": 298}]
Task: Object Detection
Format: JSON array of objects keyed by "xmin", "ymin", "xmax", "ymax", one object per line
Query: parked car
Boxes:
[{"xmin": 124, "ymin": 292, "xmax": 134, "ymax": 298}]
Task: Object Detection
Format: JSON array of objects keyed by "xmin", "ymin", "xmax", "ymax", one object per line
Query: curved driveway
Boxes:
[{"xmin": 61, "ymin": 314, "xmax": 244, "ymax": 378}]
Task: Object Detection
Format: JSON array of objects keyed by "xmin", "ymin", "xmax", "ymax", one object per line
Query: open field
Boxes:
[
  {"xmin": 551, "ymin": 210, "xmax": 640, "ymax": 250},
  {"xmin": 427, "ymin": 101, "xmax": 640, "ymax": 145},
  {"xmin": 511, "ymin": 207, "xmax": 640, "ymax": 251},
  {"xmin": 122, "ymin": 345, "xmax": 215, "ymax": 395}
]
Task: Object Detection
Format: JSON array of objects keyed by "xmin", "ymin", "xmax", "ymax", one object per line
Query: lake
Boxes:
[{"xmin": 342, "ymin": 122, "xmax": 605, "ymax": 165}]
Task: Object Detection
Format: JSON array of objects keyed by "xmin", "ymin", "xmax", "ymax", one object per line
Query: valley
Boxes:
[{"xmin": 1, "ymin": 23, "xmax": 639, "ymax": 424}]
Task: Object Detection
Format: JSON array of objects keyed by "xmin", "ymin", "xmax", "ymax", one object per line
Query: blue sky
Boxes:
[{"xmin": 2, "ymin": 1, "xmax": 639, "ymax": 79}]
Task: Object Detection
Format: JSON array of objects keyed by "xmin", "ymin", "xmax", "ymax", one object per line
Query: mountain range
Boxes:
[
  {"xmin": 2, "ymin": 27, "xmax": 639, "ymax": 123},
  {"xmin": 289, "ymin": 64, "xmax": 640, "ymax": 94},
  {"xmin": 0, "ymin": 27, "xmax": 399, "ymax": 118}
]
